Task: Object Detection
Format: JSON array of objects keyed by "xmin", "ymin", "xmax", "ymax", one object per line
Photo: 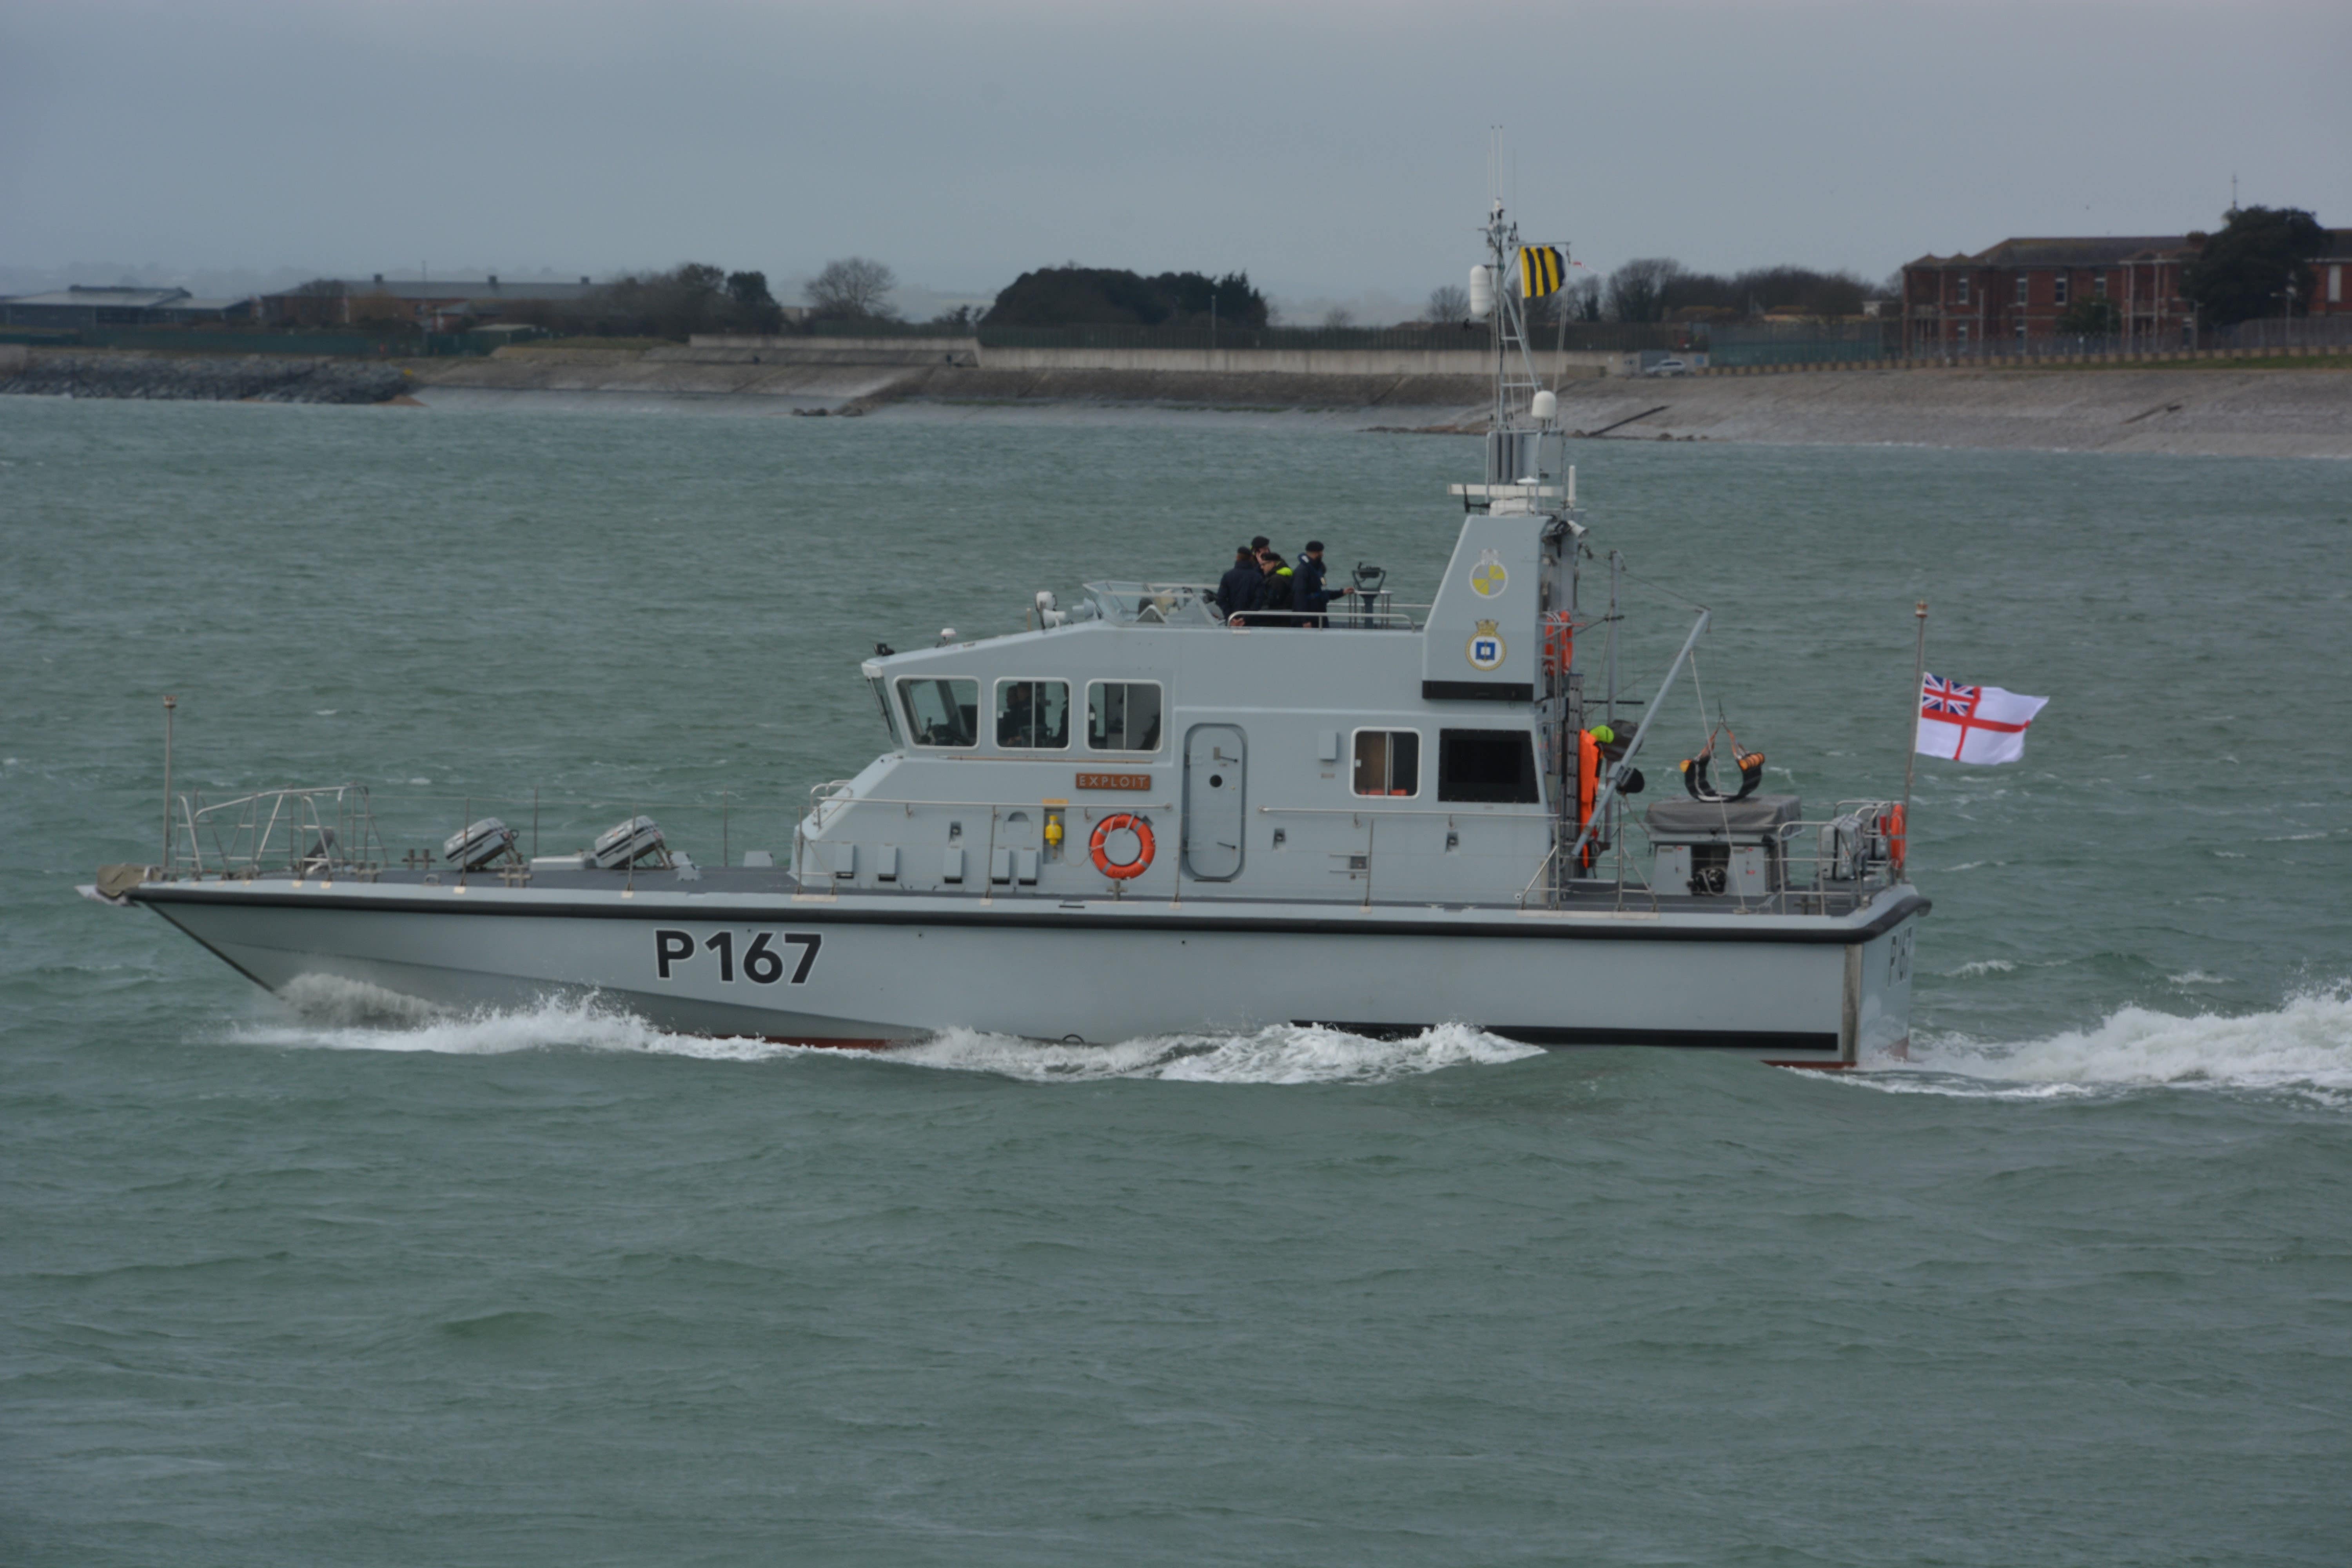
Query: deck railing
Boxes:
[{"xmin": 1539, "ymin": 797, "xmax": 1908, "ymax": 914}]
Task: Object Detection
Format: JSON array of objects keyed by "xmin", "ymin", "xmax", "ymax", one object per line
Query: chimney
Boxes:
[
  {"xmin": 488, "ymin": 274, "xmax": 499, "ymax": 288},
  {"xmin": 373, "ymin": 273, "xmax": 383, "ymax": 285},
  {"xmin": 580, "ymin": 276, "xmax": 591, "ymax": 286}
]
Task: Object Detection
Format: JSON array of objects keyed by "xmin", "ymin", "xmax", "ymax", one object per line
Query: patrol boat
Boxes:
[{"xmin": 92, "ymin": 201, "xmax": 1925, "ymax": 1066}]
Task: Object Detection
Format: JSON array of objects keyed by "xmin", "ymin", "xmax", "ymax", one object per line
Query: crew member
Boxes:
[
  {"xmin": 1575, "ymin": 723, "xmax": 1644, "ymax": 869},
  {"xmin": 1252, "ymin": 548, "xmax": 1296, "ymax": 624},
  {"xmin": 998, "ymin": 682, "xmax": 1035, "ymax": 747},
  {"xmin": 1216, "ymin": 546, "xmax": 1259, "ymax": 619},
  {"xmin": 1293, "ymin": 541, "xmax": 1354, "ymax": 627},
  {"xmin": 1589, "ymin": 723, "xmax": 1643, "ymax": 792},
  {"xmin": 1576, "ymin": 726, "xmax": 1603, "ymax": 867}
]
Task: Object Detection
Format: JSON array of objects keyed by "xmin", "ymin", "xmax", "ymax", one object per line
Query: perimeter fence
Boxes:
[
  {"xmin": 786, "ymin": 319, "xmax": 1693, "ymax": 352},
  {"xmin": 1711, "ymin": 313, "xmax": 2352, "ymax": 367},
  {"xmin": 0, "ymin": 327, "xmax": 509, "ymax": 356},
  {"xmin": 1707, "ymin": 321, "xmax": 1891, "ymax": 367}
]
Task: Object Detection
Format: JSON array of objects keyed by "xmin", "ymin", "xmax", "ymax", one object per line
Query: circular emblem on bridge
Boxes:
[
  {"xmin": 1466, "ymin": 619, "xmax": 1506, "ymax": 671},
  {"xmin": 1470, "ymin": 550, "xmax": 1509, "ymax": 598}
]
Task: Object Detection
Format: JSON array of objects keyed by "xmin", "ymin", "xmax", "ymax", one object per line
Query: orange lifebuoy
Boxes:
[
  {"xmin": 1543, "ymin": 612, "xmax": 1573, "ymax": 675},
  {"xmin": 1882, "ymin": 804, "xmax": 1907, "ymax": 874},
  {"xmin": 1089, "ymin": 813, "xmax": 1155, "ymax": 879}
]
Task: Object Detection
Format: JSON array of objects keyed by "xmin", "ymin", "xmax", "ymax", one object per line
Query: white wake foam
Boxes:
[
  {"xmin": 889, "ymin": 1022, "xmax": 1543, "ymax": 1085},
  {"xmin": 231, "ymin": 979, "xmax": 805, "ymax": 1063},
  {"xmin": 1847, "ymin": 987, "xmax": 2352, "ymax": 1104},
  {"xmin": 228, "ymin": 981, "xmax": 1541, "ymax": 1084}
]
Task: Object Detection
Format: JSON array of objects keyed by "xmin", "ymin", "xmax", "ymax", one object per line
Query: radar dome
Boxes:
[{"xmin": 1467, "ymin": 265, "xmax": 1494, "ymax": 318}]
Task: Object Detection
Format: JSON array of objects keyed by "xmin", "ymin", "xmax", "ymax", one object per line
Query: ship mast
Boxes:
[{"xmin": 1477, "ymin": 200, "xmax": 1564, "ymax": 488}]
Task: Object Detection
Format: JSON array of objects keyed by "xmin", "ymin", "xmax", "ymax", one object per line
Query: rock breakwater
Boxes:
[{"xmin": 1, "ymin": 350, "xmax": 412, "ymax": 404}]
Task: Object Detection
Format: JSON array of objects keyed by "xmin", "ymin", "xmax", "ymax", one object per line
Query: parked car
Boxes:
[{"xmin": 1648, "ymin": 357, "xmax": 1690, "ymax": 377}]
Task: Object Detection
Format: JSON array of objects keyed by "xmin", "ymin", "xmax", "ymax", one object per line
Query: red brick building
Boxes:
[
  {"xmin": 2316, "ymin": 239, "xmax": 2352, "ymax": 317},
  {"xmin": 1902, "ymin": 227, "xmax": 2352, "ymax": 353}
]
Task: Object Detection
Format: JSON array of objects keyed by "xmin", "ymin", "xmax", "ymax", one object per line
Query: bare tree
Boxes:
[
  {"xmin": 806, "ymin": 258, "xmax": 900, "ymax": 321},
  {"xmin": 1321, "ymin": 305, "xmax": 1356, "ymax": 329},
  {"xmin": 1424, "ymin": 283, "xmax": 1470, "ymax": 323},
  {"xmin": 1568, "ymin": 275, "xmax": 1603, "ymax": 322},
  {"xmin": 1604, "ymin": 258, "xmax": 1684, "ymax": 323}
]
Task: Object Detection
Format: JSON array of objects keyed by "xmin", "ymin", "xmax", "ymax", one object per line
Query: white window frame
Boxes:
[
  {"xmin": 2016, "ymin": 274, "xmax": 2030, "ymax": 307},
  {"xmin": 1083, "ymin": 679, "xmax": 1165, "ymax": 755},
  {"xmin": 1956, "ymin": 275, "xmax": 1969, "ymax": 305},
  {"xmin": 1349, "ymin": 726, "xmax": 1423, "ymax": 800},
  {"xmin": 991, "ymin": 675, "xmax": 1072, "ymax": 752},
  {"xmin": 868, "ymin": 675, "xmax": 902, "ymax": 746},
  {"xmin": 2054, "ymin": 274, "xmax": 2070, "ymax": 307},
  {"xmin": 2094, "ymin": 274, "xmax": 2108, "ymax": 299},
  {"xmin": 894, "ymin": 675, "xmax": 981, "ymax": 750}
]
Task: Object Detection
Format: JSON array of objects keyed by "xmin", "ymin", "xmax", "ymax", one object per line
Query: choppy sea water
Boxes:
[{"xmin": 3, "ymin": 394, "xmax": 2348, "ymax": 1566}]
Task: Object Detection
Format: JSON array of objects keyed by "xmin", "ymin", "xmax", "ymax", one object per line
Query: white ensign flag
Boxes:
[{"xmin": 1916, "ymin": 674, "xmax": 2048, "ymax": 765}]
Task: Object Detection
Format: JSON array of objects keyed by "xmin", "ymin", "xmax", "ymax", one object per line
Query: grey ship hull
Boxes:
[{"xmin": 132, "ymin": 871, "xmax": 1923, "ymax": 1066}]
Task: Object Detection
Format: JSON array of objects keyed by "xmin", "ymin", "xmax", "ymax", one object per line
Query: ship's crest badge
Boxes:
[
  {"xmin": 1466, "ymin": 619, "xmax": 1506, "ymax": 671},
  {"xmin": 1469, "ymin": 550, "xmax": 1508, "ymax": 598}
]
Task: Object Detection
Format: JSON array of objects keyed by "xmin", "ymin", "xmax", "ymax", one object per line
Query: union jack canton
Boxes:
[{"xmin": 1920, "ymin": 674, "xmax": 1979, "ymax": 717}]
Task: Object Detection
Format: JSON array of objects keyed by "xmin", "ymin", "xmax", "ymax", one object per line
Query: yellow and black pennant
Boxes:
[{"xmin": 1519, "ymin": 245, "xmax": 1564, "ymax": 298}]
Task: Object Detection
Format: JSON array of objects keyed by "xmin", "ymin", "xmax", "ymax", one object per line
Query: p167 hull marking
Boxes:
[{"xmin": 654, "ymin": 928, "xmax": 821, "ymax": 984}]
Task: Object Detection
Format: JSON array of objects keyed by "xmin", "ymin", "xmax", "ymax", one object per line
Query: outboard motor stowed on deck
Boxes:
[
  {"xmin": 443, "ymin": 817, "xmax": 517, "ymax": 872},
  {"xmin": 590, "ymin": 815, "xmax": 668, "ymax": 870}
]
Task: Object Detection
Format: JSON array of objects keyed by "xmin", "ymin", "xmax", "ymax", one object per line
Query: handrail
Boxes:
[
  {"xmin": 809, "ymin": 793, "xmax": 1176, "ymax": 815},
  {"xmin": 1516, "ymin": 838, "xmax": 1561, "ymax": 909},
  {"xmin": 169, "ymin": 783, "xmax": 385, "ymax": 880},
  {"xmin": 1254, "ymin": 804, "xmax": 1550, "ymax": 819},
  {"xmin": 1226, "ymin": 602, "xmax": 1430, "ymax": 630}
]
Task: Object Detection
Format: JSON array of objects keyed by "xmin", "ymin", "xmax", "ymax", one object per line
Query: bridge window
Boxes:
[
  {"xmin": 995, "ymin": 679, "xmax": 1069, "ymax": 749},
  {"xmin": 1351, "ymin": 729, "xmax": 1420, "ymax": 797},
  {"xmin": 897, "ymin": 677, "xmax": 979, "ymax": 748},
  {"xmin": 1437, "ymin": 729, "xmax": 1540, "ymax": 804},
  {"xmin": 1086, "ymin": 681, "xmax": 1162, "ymax": 752}
]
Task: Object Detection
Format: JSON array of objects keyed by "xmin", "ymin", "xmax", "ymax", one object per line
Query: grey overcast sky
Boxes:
[{"xmin": 4, "ymin": 0, "xmax": 2347, "ymax": 309}]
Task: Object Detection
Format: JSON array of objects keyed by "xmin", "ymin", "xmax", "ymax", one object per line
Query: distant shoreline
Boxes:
[
  {"xmin": 6, "ymin": 345, "xmax": 2347, "ymax": 457},
  {"xmin": 414, "ymin": 355, "xmax": 2352, "ymax": 458}
]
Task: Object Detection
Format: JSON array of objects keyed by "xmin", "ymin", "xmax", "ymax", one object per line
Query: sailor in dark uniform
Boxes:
[{"xmin": 1216, "ymin": 546, "xmax": 1260, "ymax": 620}]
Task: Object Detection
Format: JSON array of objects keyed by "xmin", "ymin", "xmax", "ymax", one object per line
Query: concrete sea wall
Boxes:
[
  {"xmin": 10, "ymin": 337, "xmax": 2345, "ymax": 457},
  {"xmin": 411, "ymin": 343, "xmax": 2352, "ymax": 456},
  {"xmin": 1535, "ymin": 367, "xmax": 2352, "ymax": 458}
]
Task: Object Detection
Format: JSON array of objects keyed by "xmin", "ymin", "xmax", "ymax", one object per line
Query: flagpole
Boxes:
[{"xmin": 1899, "ymin": 601, "xmax": 1927, "ymax": 864}]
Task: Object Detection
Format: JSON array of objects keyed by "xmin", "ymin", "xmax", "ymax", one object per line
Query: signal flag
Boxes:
[{"xmin": 1519, "ymin": 246, "xmax": 1564, "ymax": 298}]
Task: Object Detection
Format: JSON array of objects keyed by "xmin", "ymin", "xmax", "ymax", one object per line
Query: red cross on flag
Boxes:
[{"xmin": 1917, "ymin": 674, "xmax": 2049, "ymax": 765}]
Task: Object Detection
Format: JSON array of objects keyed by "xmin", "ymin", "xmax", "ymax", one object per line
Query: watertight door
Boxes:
[{"xmin": 1183, "ymin": 724, "xmax": 1246, "ymax": 880}]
